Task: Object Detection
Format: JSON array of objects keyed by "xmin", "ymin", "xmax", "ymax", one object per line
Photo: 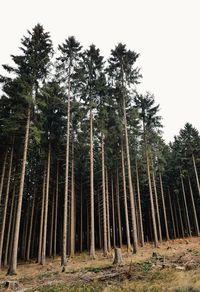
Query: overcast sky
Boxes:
[{"xmin": 0, "ymin": 0, "xmax": 199, "ymax": 142}]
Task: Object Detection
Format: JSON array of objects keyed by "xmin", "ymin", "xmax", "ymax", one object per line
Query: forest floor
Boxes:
[{"xmin": 1, "ymin": 237, "xmax": 200, "ymax": 291}]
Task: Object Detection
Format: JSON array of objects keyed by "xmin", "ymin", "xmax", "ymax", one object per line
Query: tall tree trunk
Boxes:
[
  {"xmin": 89, "ymin": 109, "xmax": 95, "ymax": 258},
  {"xmin": 0, "ymin": 143, "xmax": 14, "ymax": 269},
  {"xmin": 98, "ymin": 191, "xmax": 102, "ymax": 250},
  {"xmin": 152, "ymin": 170, "xmax": 162, "ymax": 242},
  {"xmin": 192, "ymin": 153, "xmax": 200, "ymax": 198},
  {"xmin": 146, "ymin": 153, "xmax": 159, "ymax": 247},
  {"xmin": 180, "ymin": 170, "xmax": 191, "ymax": 237},
  {"xmin": 54, "ymin": 162, "xmax": 59, "ymax": 258},
  {"xmin": 41, "ymin": 141, "xmax": 51, "ymax": 265},
  {"xmin": 4, "ymin": 184, "xmax": 15, "ymax": 266},
  {"xmin": 136, "ymin": 160, "xmax": 144, "ymax": 247},
  {"xmin": 168, "ymin": 190, "xmax": 176, "ymax": 238},
  {"xmin": 49, "ymin": 190, "xmax": 54, "ymax": 257},
  {"xmin": 80, "ymin": 183, "xmax": 83, "ymax": 253},
  {"xmin": 26, "ymin": 191, "xmax": 35, "ymax": 261},
  {"xmin": 123, "ymin": 97, "xmax": 138, "ymax": 253},
  {"xmin": 116, "ymin": 169, "xmax": 122, "ymax": 248},
  {"xmin": 62, "ymin": 71, "xmax": 71, "ymax": 266},
  {"xmin": 101, "ymin": 134, "xmax": 107, "ymax": 255},
  {"xmin": 111, "ymin": 177, "xmax": 116, "ymax": 248},
  {"xmin": 0, "ymin": 148, "xmax": 8, "ymax": 206},
  {"xmin": 7, "ymin": 107, "xmax": 30, "ymax": 275},
  {"xmin": 177, "ymin": 195, "xmax": 185, "ymax": 238},
  {"xmin": 121, "ymin": 145, "xmax": 131, "ymax": 251},
  {"xmin": 38, "ymin": 165, "xmax": 46, "ymax": 263},
  {"xmin": 70, "ymin": 147, "xmax": 75, "ymax": 257},
  {"xmin": 159, "ymin": 172, "xmax": 169, "ymax": 240},
  {"xmin": 105, "ymin": 169, "xmax": 111, "ymax": 251},
  {"xmin": 188, "ymin": 176, "xmax": 200, "ymax": 236}
]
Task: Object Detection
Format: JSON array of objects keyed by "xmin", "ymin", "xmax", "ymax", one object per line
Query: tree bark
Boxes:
[
  {"xmin": 152, "ymin": 170, "xmax": 162, "ymax": 242},
  {"xmin": 192, "ymin": 153, "xmax": 200, "ymax": 198},
  {"xmin": 111, "ymin": 177, "xmax": 116, "ymax": 248},
  {"xmin": 7, "ymin": 107, "xmax": 30, "ymax": 275},
  {"xmin": 0, "ymin": 143, "xmax": 14, "ymax": 269},
  {"xmin": 54, "ymin": 161, "xmax": 59, "ymax": 258},
  {"xmin": 159, "ymin": 172, "xmax": 169, "ymax": 240},
  {"xmin": 26, "ymin": 190, "xmax": 35, "ymax": 261},
  {"xmin": 41, "ymin": 141, "xmax": 51, "ymax": 265},
  {"xmin": 121, "ymin": 145, "xmax": 131, "ymax": 251},
  {"xmin": 123, "ymin": 97, "xmax": 138, "ymax": 253},
  {"xmin": 188, "ymin": 176, "xmax": 200, "ymax": 236},
  {"xmin": 136, "ymin": 160, "xmax": 144, "ymax": 247},
  {"xmin": 101, "ymin": 134, "xmax": 107, "ymax": 255},
  {"xmin": 106, "ymin": 169, "xmax": 111, "ymax": 251},
  {"xmin": 70, "ymin": 147, "xmax": 75, "ymax": 257},
  {"xmin": 168, "ymin": 190, "xmax": 176, "ymax": 239},
  {"xmin": 89, "ymin": 109, "xmax": 95, "ymax": 258},
  {"xmin": 180, "ymin": 170, "xmax": 191, "ymax": 237},
  {"xmin": 116, "ymin": 169, "xmax": 122, "ymax": 248},
  {"xmin": 38, "ymin": 165, "xmax": 46, "ymax": 263},
  {"xmin": 0, "ymin": 148, "xmax": 8, "ymax": 207}
]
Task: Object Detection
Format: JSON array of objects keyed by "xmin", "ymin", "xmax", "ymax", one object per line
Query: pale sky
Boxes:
[{"xmin": 0, "ymin": 0, "xmax": 199, "ymax": 142}]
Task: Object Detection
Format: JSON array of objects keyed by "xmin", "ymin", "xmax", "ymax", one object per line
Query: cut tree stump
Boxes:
[{"xmin": 113, "ymin": 248, "xmax": 123, "ymax": 265}]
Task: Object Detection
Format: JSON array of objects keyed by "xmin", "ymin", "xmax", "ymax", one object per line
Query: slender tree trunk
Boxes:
[
  {"xmin": 70, "ymin": 147, "xmax": 75, "ymax": 257},
  {"xmin": 89, "ymin": 109, "xmax": 95, "ymax": 258},
  {"xmin": 4, "ymin": 184, "xmax": 15, "ymax": 266},
  {"xmin": 146, "ymin": 153, "xmax": 159, "ymax": 247},
  {"xmin": 106, "ymin": 169, "xmax": 111, "ymax": 251},
  {"xmin": 26, "ymin": 191, "xmax": 35, "ymax": 261},
  {"xmin": 152, "ymin": 170, "xmax": 162, "ymax": 242},
  {"xmin": 192, "ymin": 153, "xmax": 200, "ymax": 198},
  {"xmin": 177, "ymin": 195, "xmax": 185, "ymax": 238},
  {"xmin": 159, "ymin": 172, "xmax": 169, "ymax": 240},
  {"xmin": 173, "ymin": 195, "xmax": 180, "ymax": 238},
  {"xmin": 41, "ymin": 141, "xmax": 51, "ymax": 265},
  {"xmin": 38, "ymin": 165, "xmax": 46, "ymax": 263},
  {"xmin": 62, "ymin": 71, "xmax": 71, "ymax": 266},
  {"xmin": 188, "ymin": 176, "xmax": 200, "ymax": 236},
  {"xmin": 101, "ymin": 134, "xmax": 107, "ymax": 255},
  {"xmin": 54, "ymin": 162, "xmax": 59, "ymax": 258},
  {"xmin": 116, "ymin": 170, "xmax": 122, "ymax": 248},
  {"xmin": 111, "ymin": 177, "xmax": 116, "ymax": 248},
  {"xmin": 0, "ymin": 148, "xmax": 8, "ymax": 206},
  {"xmin": 7, "ymin": 107, "xmax": 30, "ymax": 275},
  {"xmin": 80, "ymin": 183, "xmax": 83, "ymax": 253},
  {"xmin": 180, "ymin": 170, "xmax": 191, "ymax": 237},
  {"xmin": 168, "ymin": 190, "xmax": 176, "ymax": 238},
  {"xmin": 49, "ymin": 190, "xmax": 54, "ymax": 257},
  {"xmin": 136, "ymin": 160, "xmax": 144, "ymax": 247},
  {"xmin": 123, "ymin": 97, "xmax": 138, "ymax": 253},
  {"xmin": 121, "ymin": 145, "xmax": 131, "ymax": 251},
  {"xmin": 0, "ymin": 142, "xmax": 14, "ymax": 269},
  {"xmin": 98, "ymin": 191, "xmax": 102, "ymax": 250}
]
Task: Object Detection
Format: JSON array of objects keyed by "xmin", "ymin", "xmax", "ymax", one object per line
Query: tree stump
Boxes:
[{"xmin": 113, "ymin": 248, "xmax": 123, "ymax": 265}]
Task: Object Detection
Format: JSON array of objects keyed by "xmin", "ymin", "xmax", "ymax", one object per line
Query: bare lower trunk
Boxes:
[
  {"xmin": 111, "ymin": 178, "xmax": 116, "ymax": 248},
  {"xmin": 106, "ymin": 169, "xmax": 111, "ymax": 251},
  {"xmin": 116, "ymin": 170, "xmax": 122, "ymax": 248},
  {"xmin": 152, "ymin": 170, "xmax": 162, "ymax": 242},
  {"xmin": 38, "ymin": 166, "xmax": 46, "ymax": 263},
  {"xmin": 4, "ymin": 184, "xmax": 15, "ymax": 266},
  {"xmin": 7, "ymin": 107, "xmax": 30, "ymax": 275},
  {"xmin": 159, "ymin": 172, "xmax": 169, "ymax": 240},
  {"xmin": 136, "ymin": 160, "xmax": 144, "ymax": 247},
  {"xmin": 168, "ymin": 190, "xmax": 176, "ymax": 238},
  {"xmin": 54, "ymin": 162, "xmax": 59, "ymax": 258},
  {"xmin": 180, "ymin": 170, "xmax": 191, "ymax": 237},
  {"xmin": 146, "ymin": 153, "xmax": 158, "ymax": 247},
  {"xmin": 41, "ymin": 142, "xmax": 51, "ymax": 265},
  {"xmin": 26, "ymin": 191, "xmax": 35, "ymax": 261},
  {"xmin": 49, "ymin": 190, "xmax": 54, "ymax": 257},
  {"xmin": 177, "ymin": 195, "xmax": 185, "ymax": 238},
  {"xmin": 192, "ymin": 153, "xmax": 200, "ymax": 198},
  {"xmin": 121, "ymin": 145, "xmax": 131, "ymax": 250},
  {"xmin": 70, "ymin": 148, "xmax": 75, "ymax": 257},
  {"xmin": 80, "ymin": 184, "xmax": 83, "ymax": 253},
  {"xmin": 0, "ymin": 148, "xmax": 8, "ymax": 206},
  {"xmin": 188, "ymin": 176, "xmax": 199, "ymax": 236},
  {"xmin": 0, "ymin": 142, "xmax": 14, "ymax": 269},
  {"xmin": 123, "ymin": 97, "xmax": 138, "ymax": 253},
  {"xmin": 89, "ymin": 109, "xmax": 95, "ymax": 258},
  {"xmin": 101, "ymin": 134, "xmax": 107, "ymax": 255}
]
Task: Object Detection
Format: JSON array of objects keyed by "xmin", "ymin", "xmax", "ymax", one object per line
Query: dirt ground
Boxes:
[{"xmin": 1, "ymin": 237, "xmax": 200, "ymax": 291}]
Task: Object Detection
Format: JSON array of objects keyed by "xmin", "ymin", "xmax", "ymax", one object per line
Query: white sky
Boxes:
[{"xmin": 0, "ymin": 0, "xmax": 199, "ymax": 142}]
